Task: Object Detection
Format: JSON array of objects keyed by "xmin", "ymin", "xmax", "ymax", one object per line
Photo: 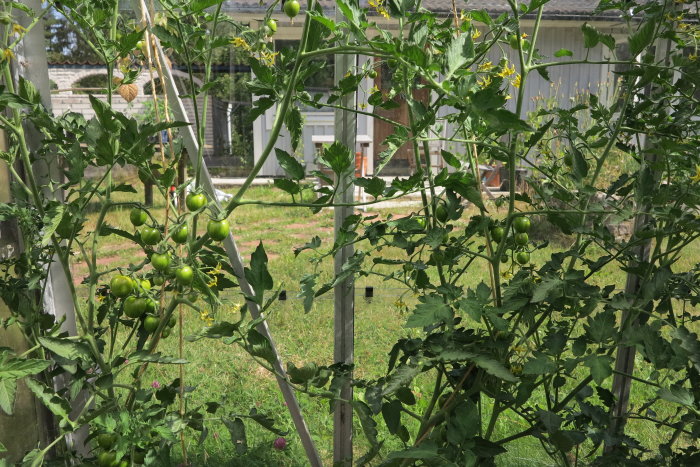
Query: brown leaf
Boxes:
[{"xmin": 118, "ymin": 83, "xmax": 138, "ymax": 103}]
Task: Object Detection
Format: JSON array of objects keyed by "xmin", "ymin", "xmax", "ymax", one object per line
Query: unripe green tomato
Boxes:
[
  {"xmin": 117, "ymin": 461, "xmax": 128, "ymax": 467},
  {"xmin": 161, "ymin": 328, "xmax": 171, "ymax": 338},
  {"xmin": 266, "ymin": 18, "xmax": 277, "ymax": 32},
  {"xmin": 171, "ymin": 224, "xmax": 188, "ymax": 244},
  {"xmin": 187, "ymin": 292, "xmax": 198, "ymax": 302},
  {"xmin": 151, "ymin": 252, "xmax": 171, "ymax": 271},
  {"xmin": 130, "ymin": 208, "xmax": 148, "ymax": 227},
  {"xmin": 97, "ymin": 433, "xmax": 118, "ymax": 450},
  {"xmin": 283, "ymin": 0, "xmax": 300, "ymax": 18},
  {"xmin": 110, "ymin": 275, "xmax": 133, "ymax": 298},
  {"xmin": 144, "ymin": 298, "xmax": 157, "ymax": 314},
  {"xmin": 368, "ymin": 69, "xmax": 377, "ymax": 79},
  {"xmin": 175, "ymin": 266, "xmax": 194, "ymax": 286},
  {"xmin": 141, "ymin": 279, "xmax": 151, "ymax": 290},
  {"xmin": 168, "ymin": 315, "xmax": 177, "ymax": 328},
  {"xmin": 491, "ymin": 227, "xmax": 505, "ymax": 242},
  {"xmin": 516, "ymin": 251, "xmax": 530, "ymax": 265},
  {"xmin": 500, "ymin": 254, "xmax": 509, "ymax": 264},
  {"xmin": 133, "ymin": 451, "xmax": 146, "ymax": 464},
  {"xmin": 564, "ymin": 153, "xmax": 573, "ymax": 167},
  {"xmin": 143, "ymin": 315, "xmax": 160, "ymax": 333},
  {"xmin": 185, "ymin": 193, "xmax": 207, "ymax": 211},
  {"xmin": 206, "ymin": 219, "xmax": 230, "ymax": 241},
  {"xmin": 513, "ymin": 217, "xmax": 531, "ymax": 233},
  {"xmin": 514, "ymin": 232, "xmax": 529, "ymax": 246},
  {"xmin": 435, "ymin": 203, "xmax": 448, "ymax": 223},
  {"xmin": 153, "ymin": 276, "xmax": 165, "ymax": 286},
  {"xmin": 98, "ymin": 451, "xmax": 116, "ymax": 467},
  {"xmin": 123, "ymin": 296, "xmax": 147, "ymax": 318},
  {"xmin": 140, "ymin": 227, "xmax": 161, "ymax": 246}
]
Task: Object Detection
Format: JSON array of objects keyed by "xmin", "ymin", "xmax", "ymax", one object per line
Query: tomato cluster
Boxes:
[{"xmin": 490, "ymin": 215, "xmax": 532, "ymax": 266}]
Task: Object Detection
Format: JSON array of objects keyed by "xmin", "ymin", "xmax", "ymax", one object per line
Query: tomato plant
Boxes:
[
  {"xmin": 170, "ymin": 224, "xmax": 188, "ymax": 244},
  {"xmin": 140, "ymin": 227, "xmax": 161, "ymax": 245},
  {"xmin": 129, "ymin": 208, "xmax": 148, "ymax": 226},
  {"xmin": 150, "ymin": 252, "xmax": 171, "ymax": 271},
  {"xmin": 175, "ymin": 266, "xmax": 194, "ymax": 286},
  {"xmin": 513, "ymin": 216, "xmax": 531, "ymax": 233},
  {"xmin": 123, "ymin": 296, "xmax": 147, "ymax": 318},
  {"xmin": 110, "ymin": 275, "xmax": 133, "ymax": 298}
]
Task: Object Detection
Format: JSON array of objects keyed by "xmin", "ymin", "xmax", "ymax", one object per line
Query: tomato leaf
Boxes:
[
  {"xmin": 223, "ymin": 417, "xmax": 248, "ymax": 455},
  {"xmin": 274, "ymin": 148, "xmax": 305, "ymax": 180},
  {"xmin": 0, "ymin": 379, "xmax": 17, "ymax": 416},
  {"xmin": 244, "ymin": 242, "xmax": 273, "ymax": 305},
  {"xmin": 584, "ymin": 355, "xmax": 613, "ymax": 385}
]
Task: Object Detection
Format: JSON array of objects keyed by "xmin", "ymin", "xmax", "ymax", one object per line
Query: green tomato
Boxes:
[
  {"xmin": 168, "ymin": 315, "xmax": 177, "ymax": 328},
  {"xmin": 491, "ymin": 227, "xmax": 505, "ymax": 242},
  {"xmin": 435, "ymin": 203, "xmax": 448, "ymax": 223},
  {"xmin": 117, "ymin": 461, "xmax": 128, "ymax": 467},
  {"xmin": 368, "ymin": 69, "xmax": 377, "ymax": 79},
  {"xmin": 171, "ymin": 224, "xmax": 188, "ymax": 244},
  {"xmin": 133, "ymin": 451, "xmax": 146, "ymax": 464},
  {"xmin": 516, "ymin": 251, "xmax": 530, "ymax": 265},
  {"xmin": 185, "ymin": 193, "xmax": 207, "ymax": 211},
  {"xmin": 144, "ymin": 298, "xmax": 157, "ymax": 314},
  {"xmin": 514, "ymin": 232, "xmax": 529, "ymax": 246},
  {"xmin": 500, "ymin": 254, "xmax": 509, "ymax": 264},
  {"xmin": 513, "ymin": 216, "xmax": 531, "ymax": 233},
  {"xmin": 140, "ymin": 227, "xmax": 161, "ymax": 246},
  {"xmin": 175, "ymin": 266, "xmax": 194, "ymax": 286},
  {"xmin": 130, "ymin": 208, "xmax": 148, "ymax": 227},
  {"xmin": 97, "ymin": 433, "xmax": 118, "ymax": 450},
  {"xmin": 153, "ymin": 276, "xmax": 165, "ymax": 286},
  {"xmin": 123, "ymin": 296, "xmax": 147, "ymax": 319},
  {"xmin": 110, "ymin": 275, "xmax": 133, "ymax": 298},
  {"xmin": 141, "ymin": 279, "xmax": 151, "ymax": 290},
  {"xmin": 283, "ymin": 0, "xmax": 300, "ymax": 18},
  {"xmin": 266, "ymin": 18, "xmax": 277, "ymax": 32},
  {"xmin": 143, "ymin": 315, "xmax": 160, "ymax": 333},
  {"xmin": 98, "ymin": 451, "xmax": 116, "ymax": 467},
  {"xmin": 207, "ymin": 219, "xmax": 230, "ymax": 241},
  {"xmin": 151, "ymin": 252, "xmax": 171, "ymax": 271},
  {"xmin": 161, "ymin": 328, "xmax": 171, "ymax": 338}
]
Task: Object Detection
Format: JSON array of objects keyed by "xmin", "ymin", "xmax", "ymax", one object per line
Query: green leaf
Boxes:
[
  {"xmin": 25, "ymin": 378, "xmax": 75, "ymax": 429},
  {"xmin": 285, "ymin": 106, "xmax": 303, "ymax": 151},
  {"xmin": 405, "ymin": 295, "xmax": 452, "ymax": 328},
  {"xmin": 299, "ymin": 274, "xmax": 318, "ymax": 313},
  {"xmin": 629, "ymin": 20, "xmax": 655, "ymax": 56},
  {"xmin": 273, "ymin": 178, "xmax": 301, "ymax": 195},
  {"xmin": 126, "ymin": 351, "xmax": 188, "ymax": 364},
  {"xmin": 354, "ymin": 401, "xmax": 381, "ymax": 464},
  {"xmin": 387, "ymin": 440, "xmax": 439, "ymax": 459},
  {"xmin": 318, "ymin": 142, "xmax": 352, "ymax": 176},
  {"xmin": 584, "ymin": 355, "xmax": 613, "ymax": 385},
  {"xmin": 444, "ymin": 33, "xmax": 474, "ymax": 78},
  {"xmin": 436, "ymin": 349, "xmax": 518, "ymax": 382},
  {"xmin": 190, "ymin": 0, "xmax": 221, "ymax": 12},
  {"xmin": 248, "ymin": 407, "xmax": 287, "ymax": 435},
  {"xmin": 554, "ymin": 48, "xmax": 573, "ymax": 57},
  {"xmin": 585, "ymin": 311, "xmax": 616, "ymax": 343},
  {"xmin": 0, "ymin": 440, "xmax": 6, "ymax": 452},
  {"xmin": 354, "ymin": 177, "xmax": 386, "ymax": 198},
  {"xmin": 382, "ymin": 400, "xmax": 402, "ymax": 435},
  {"xmin": 571, "ymin": 146, "xmax": 588, "ymax": 180},
  {"xmin": 532, "ymin": 277, "xmax": 563, "ymax": 303},
  {"xmin": 38, "ymin": 337, "xmax": 92, "ymax": 363},
  {"xmin": 0, "ymin": 357, "xmax": 51, "ymax": 380},
  {"xmin": 523, "ymin": 354, "xmax": 557, "ymax": 375},
  {"xmin": 274, "ymin": 148, "xmax": 305, "ymax": 180},
  {"xmin": 658, "ymin": 385, "xmax": 694, "ymax": 407},
  {"xmin": 582, "ymin": 23, "xmax": 599, "ymax": 48},
  {"xmin": 0, "ymin": 378, "xmax": 17, "ymax": 415},
  {"xmin": 537, "ymin": 410, "xmax": 563, "ymax": 433},
  {"xmin": 41, "ymin": 203, "xmax": 64, "ymax": 246},
  {"xmin": 383, "ymin": 364, "xmax": 422, "ymax": 396},
  {"xmin": 440, "ymin": 149, "xmax": 461, "ymax": 169},
  {"xmin": 223, "ymin": 418, "xmax": 248, "ymax": 455},
  {"xmin": 246, "ymin": 329, "xmax": 275, "ymax": 365},
  {"xmin": 244, "ymin": 243, "xmax": 273, "ymax": 305}
]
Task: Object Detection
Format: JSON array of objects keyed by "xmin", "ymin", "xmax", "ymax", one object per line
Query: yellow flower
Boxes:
[
  {"xmin": 231, "ymin": 37, "xmax": 251, "ymax": 51},
  {"xmin": 505, "ymin": 94, "xmax": 512, "ymax": 100},
  {"xmin": 690, "ymin": 165, "xmax": 700, "ymax": 182},
  {"xmin": 513, "ymin": 345, "xmax": 527, "ymax": 353},
  {"xmin": 497, "ymin": 62, "xmax": 516, "ymax": 78},
  {"xmin": 260, "ymin": 50, "xmax": 278, "ymax": 66},
  {"xmin": 394, "ymin": 298, "xmax": 407, "ymax": 309},
  {"xmin": 369, "ymin": 0, "xmax": 390, "ymax": 19},
  {"xmin": 477, "ymin": 61, "xmax": 493, "ymax": 72},
  {"xmin": 11, "ymin": 24, "xmax": 25, "ymax": 35},
  {"xmin": 501, "ymin": 271, "xmax": 513, "ymax": 279},
  {"xmin": 359, "ymin": 103, "xmax": 367, "ymax": 110},
  {"xmin": 511, "ymin": 73, "xmax": 521, "ymax": 88},
  {"xmin": 477, "ymin": 75, "xmax": 492, "ymax": 88},
  {"xmin": 521, "ymin": 33, "xmax": 528, "ymax": 39},
  {"xmin": 510, "ymin": 364, "xmax": 523, "ymax": 375},
  {"xmin": 370, "ymin": 84, "xmax": 379, "ymax": 93},
  {"xmin": 472, "ymin": 29, "xmax": 482, "ymax": 40},
  {"xmin": 1, "ymin": 49, "xmax": 15, "ymax": 62},
  {"xmin": 689, "ymin": 54, "xmax": 698, "ymax": 62}
]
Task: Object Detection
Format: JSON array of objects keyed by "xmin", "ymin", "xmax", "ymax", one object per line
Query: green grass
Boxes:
[{"xmin": 73, "ymin": 177, "xmax": 699, "ymax": 466}]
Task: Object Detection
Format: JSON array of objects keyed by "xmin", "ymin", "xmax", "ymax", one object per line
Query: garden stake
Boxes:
[{"xmin": 131, "ymin": 4, "xmax": 322, "ymax": 464}]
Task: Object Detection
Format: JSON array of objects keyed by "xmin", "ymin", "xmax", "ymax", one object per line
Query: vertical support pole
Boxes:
[
  {"xmin": 131, "ymin": 3, "xmax": 322, "ymax": 465},
  {"xmin": 606, "ymin": 30, "xmax": 672, "ymax": 449},
  {"xmin": 333, "ymin": 5, "xmax": 357, "ymax": 465}
]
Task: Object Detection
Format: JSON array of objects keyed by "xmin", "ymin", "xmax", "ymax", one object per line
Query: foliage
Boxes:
[{"xmin": 1, "ymin": 0, "xmax": 700, "ymax": 466}]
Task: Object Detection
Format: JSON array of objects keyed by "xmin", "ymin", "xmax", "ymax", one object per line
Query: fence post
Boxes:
[{"xmin": 333, "ymin": 4, "xmax": 357, "ymax": 465}]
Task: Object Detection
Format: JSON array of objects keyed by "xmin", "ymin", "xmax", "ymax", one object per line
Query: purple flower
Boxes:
[
  {"xmin": 273, "ymin": 437, "xmax": 287, "ymax": 450},
  {"xmin": 151, "ymin": 380, "xmax": 161, "ymax": 389}
]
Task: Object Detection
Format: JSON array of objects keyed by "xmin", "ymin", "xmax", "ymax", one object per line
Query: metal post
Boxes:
[
  {"xmin": 333, "ymin": 4, "xmax": 357, "ymax": 464},
  {"xmin": 130, "ymin": 3, "xmax": 322, "ymax": 465}
]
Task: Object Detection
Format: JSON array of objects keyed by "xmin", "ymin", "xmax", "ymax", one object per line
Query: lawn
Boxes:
[{"xmin": 71, "ymin": 175, "xmax": 699, "ymax": 466}]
